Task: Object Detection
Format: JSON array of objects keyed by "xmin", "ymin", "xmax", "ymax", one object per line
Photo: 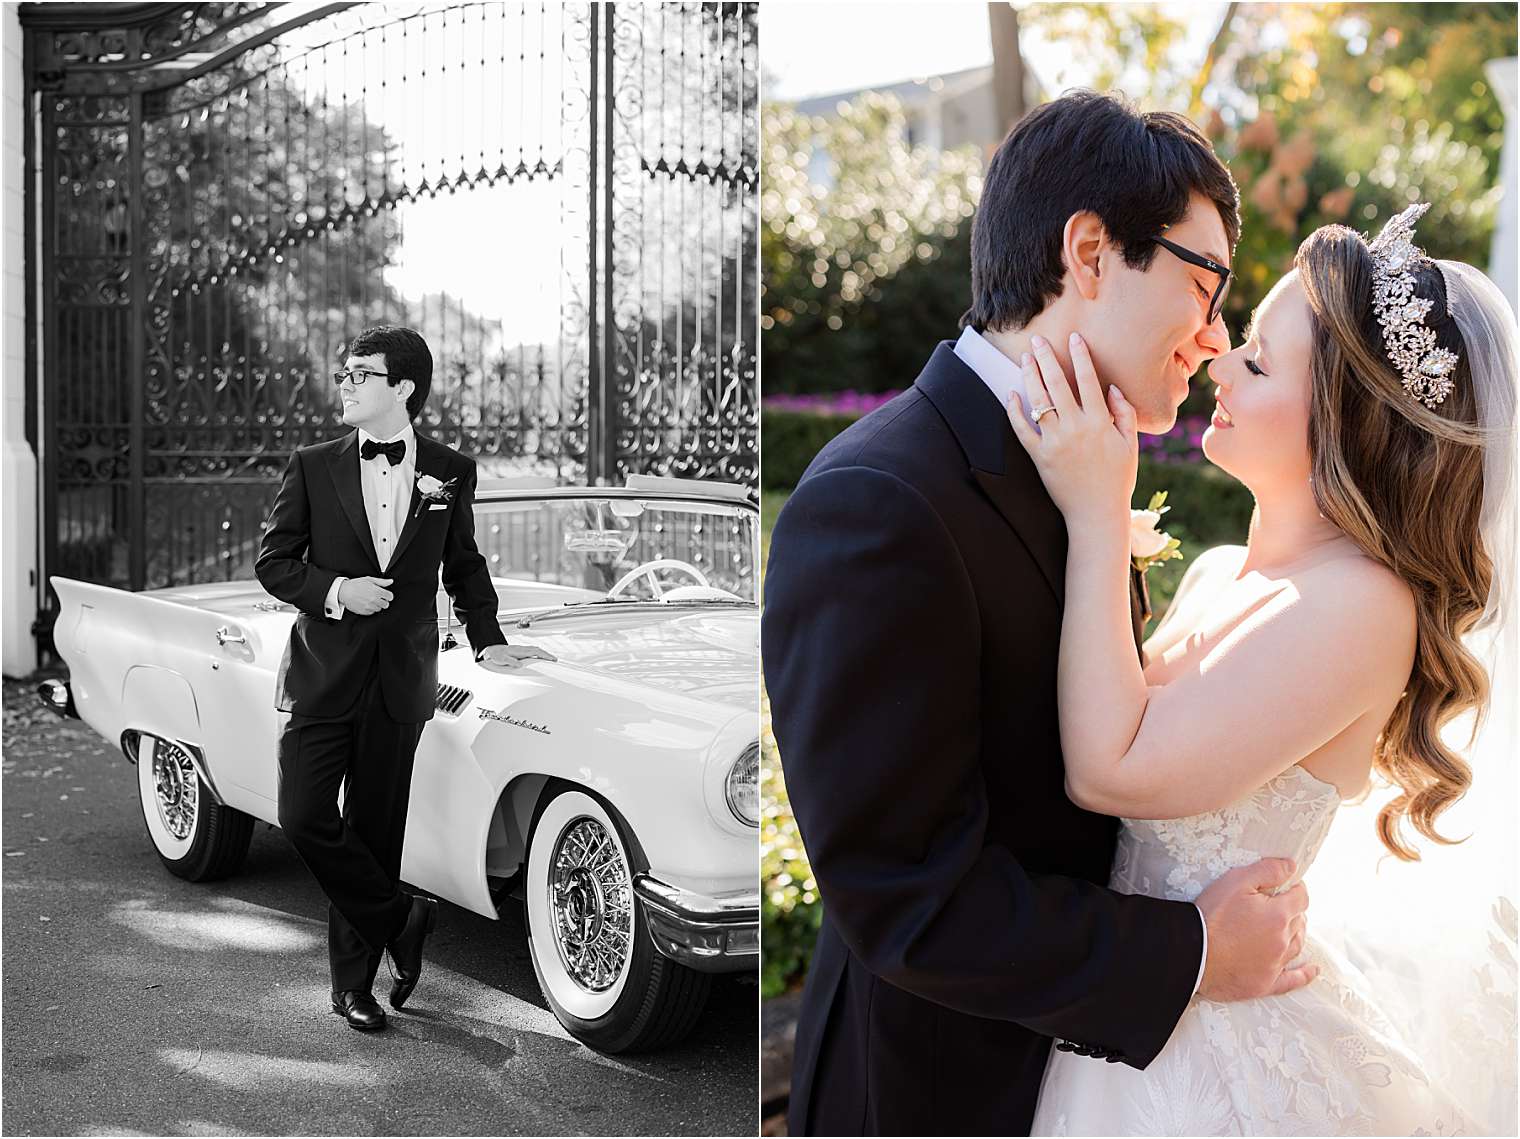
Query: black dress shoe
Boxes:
[
  {"xmin": 386, "ymin": 894, "xmax": 439, "ymax": 1010},
  {"xmin": 331, "ymin": 989, "xmax": 387, "ymax": 1031}
]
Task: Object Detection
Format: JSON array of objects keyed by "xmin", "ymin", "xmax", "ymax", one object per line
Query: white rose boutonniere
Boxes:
[
  {"xmin": 413, "ymin": 472, "xmax": 459, "ymax": 519},
  {"xmin": 1131, "ymin": 491, "xmax": 1183, "ymax": 574}
]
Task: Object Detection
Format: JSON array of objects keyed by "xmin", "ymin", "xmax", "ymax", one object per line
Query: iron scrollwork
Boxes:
[{"xmin": 28, "ymin": 0, "xmax": 757, "ymax": 642}]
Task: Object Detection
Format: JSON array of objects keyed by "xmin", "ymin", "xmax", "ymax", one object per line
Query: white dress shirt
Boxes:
[
  {"xmin": 954, "ymin": 325, "xmax": 1040, "ymax": 428},
  {"xmin": 953, "ymin": 326, "xmax": 1209, "ymax": 998},
  {"xmin": 324, "ymin": 424, "xmax": 416, "ymax": 619}
]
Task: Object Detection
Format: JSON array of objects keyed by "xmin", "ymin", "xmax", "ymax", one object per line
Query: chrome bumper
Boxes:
[
  {"xmin": 633, "ymin": 873, "xmax": 758, "ymax": 974},
  {"xmin": 37, "ymin": 678, "xmax": 77, "ymax": 719}
]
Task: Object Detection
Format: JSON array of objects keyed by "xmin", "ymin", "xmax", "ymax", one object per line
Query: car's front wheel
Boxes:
[
  {"xmin": 524, "ymin": 788, "xmax": 710, "ymax": 1052},
  {"xmin": 137, "ymin": 735, "xmax": 254, "ymax": 881}
]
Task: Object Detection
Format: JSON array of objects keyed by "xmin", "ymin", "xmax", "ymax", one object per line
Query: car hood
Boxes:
[
  {"xmin": 145, "ymin": 582, "xmax": 758, "ymax": 709},
  {"xmin": 517, "ymin": 607, "xmax": 757, "ymax": 708}
]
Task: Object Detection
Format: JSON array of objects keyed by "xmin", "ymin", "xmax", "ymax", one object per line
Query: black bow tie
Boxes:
[{"xmin": 360, "ymin": 438, "xmax": 406, "ymax": 466}]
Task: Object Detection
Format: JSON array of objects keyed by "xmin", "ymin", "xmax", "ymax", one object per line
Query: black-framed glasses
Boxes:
[
  {"xmin": 331, "ymin": 367, "xmax": 390, "ymax": 386},
  {"xmin": 1152, "ymin": 234, "xmax": 1232, "ymax": 324}
]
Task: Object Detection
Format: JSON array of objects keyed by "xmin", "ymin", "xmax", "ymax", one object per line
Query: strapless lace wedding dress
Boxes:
[{"xmin": 1030, "ymin": 764, "xmax": 1479, "ymax": 1136}]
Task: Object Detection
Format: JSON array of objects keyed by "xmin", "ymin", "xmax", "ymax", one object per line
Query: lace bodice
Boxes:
[{"xmin": 1110, "ymin": 764, "xmax": 1341, "ymax": 904}]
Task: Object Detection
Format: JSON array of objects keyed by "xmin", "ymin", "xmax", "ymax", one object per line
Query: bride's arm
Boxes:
[
  {"xmin": 1009, "ymin": 336, "xmax": 1415, "ymax": 820},
  {"xmin": 1064, "ymin": 552, "xmax": 1412, "ymax": 818}
]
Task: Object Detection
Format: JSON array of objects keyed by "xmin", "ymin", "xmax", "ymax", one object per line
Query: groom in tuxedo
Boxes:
[
  {"xmin": 256, "ymin": 325, "xmax": 554, "ymax": 1031},
  {"xmin": 764, "ymin": 92, "xmax": 1313, "ymax": 1134}
]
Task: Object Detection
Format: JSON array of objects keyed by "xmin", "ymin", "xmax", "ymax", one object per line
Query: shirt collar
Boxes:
[{"xmin": 953, "ymin": 326, "xmax": 1044, "ymax": 431}]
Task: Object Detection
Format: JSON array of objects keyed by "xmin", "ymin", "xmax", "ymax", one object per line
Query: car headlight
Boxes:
[{"xmin": 725, "ymin": 741, "xmax": 760, "ymax": 827}]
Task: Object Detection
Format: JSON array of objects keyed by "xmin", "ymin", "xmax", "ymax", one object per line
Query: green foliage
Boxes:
[
  {"xmin": 1199, "ymin": 2, "xmax": 1511, "ymax": 334},
  {"xmin": 761, "ymin": 408, "xmax": 857, "ymax": 490},
  {"xmin": 761, "ymin": 94, "xmax": 980, "ymax": 395},
  {"xmin": 1019, "ymin": 3, "xmax": 1195, "ymax": 104},
  {"xmin": 760, "ymin": 6, "xmax": 1511, "ymax": 412},
  {"xmin": 761, "ymin": 683, "xmax": 822, "ymax": 999}
]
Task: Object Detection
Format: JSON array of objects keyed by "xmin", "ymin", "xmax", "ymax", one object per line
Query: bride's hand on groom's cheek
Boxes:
[
  {"xmin": 1006, "ymin": 331, "xmax": 1138, "ymax": 530},
  {"xmin": 1196, "ymin": 857, "xmax": 1319, "ymax": 1002}
]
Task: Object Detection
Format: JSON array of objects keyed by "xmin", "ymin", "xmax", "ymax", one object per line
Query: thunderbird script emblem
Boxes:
[{"xmin": 477, "ymin": 707, "xmax": 551, "ymax": 736}]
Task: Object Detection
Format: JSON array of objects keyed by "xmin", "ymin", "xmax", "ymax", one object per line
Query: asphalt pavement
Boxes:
[{"xmin": 1, "ymin": 677, "xmax": 758, "ymax": 1137}]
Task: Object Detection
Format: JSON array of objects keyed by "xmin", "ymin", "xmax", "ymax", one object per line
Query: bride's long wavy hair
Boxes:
[{"xmin": 1294, "ymin": 226, "xmax": 1491, "ymax": 860}]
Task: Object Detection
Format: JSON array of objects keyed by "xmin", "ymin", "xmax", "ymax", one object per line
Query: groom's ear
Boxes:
[{"xmin": 1062, "ymin": 210, "xmax": 1107, "ymax": 303}]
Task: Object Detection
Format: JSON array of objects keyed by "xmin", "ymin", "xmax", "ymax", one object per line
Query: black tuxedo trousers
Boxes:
[
  {"xmin": 255, "ymin": 430, "xmax": 506, "ymax": 989},
  {"xmin": 278, "ymin": 658, "xmax": 423, "ymax": 991},
  {"xmin": 762, "ymin": 344, "xmax": 1204, "ymax": 1136}
]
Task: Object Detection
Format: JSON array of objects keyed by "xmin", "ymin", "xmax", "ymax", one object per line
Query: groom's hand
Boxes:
[
  {"xmin": 477, "ymin": 643, "xmax": 558, "ymax": 670},
  {"xmin": 1196, "ymin": 857, "xmax": 1318, "ymax": 1002},
  {"xmin": 337, "ymin": 576, "xmax": 394, "ymax": 615}
]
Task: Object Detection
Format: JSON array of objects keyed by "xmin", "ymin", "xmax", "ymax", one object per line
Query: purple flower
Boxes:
[{"xmin": 763, "ymin": 389, "xmax": 903, "ymax": 417}]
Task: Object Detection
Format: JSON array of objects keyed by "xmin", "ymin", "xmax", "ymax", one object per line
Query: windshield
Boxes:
[{"xmin": 472, "ymin": 496, "xmax": 758, "ymax": 604}]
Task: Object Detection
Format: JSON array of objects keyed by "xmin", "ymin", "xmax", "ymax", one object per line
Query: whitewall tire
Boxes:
[
  {"xmin": 136, "ymin": 735, "xmax": 253, "ymax": 881},
  {"xmin": 524, "ymin": 787, "xmax": 710, "ymax": 1052}
]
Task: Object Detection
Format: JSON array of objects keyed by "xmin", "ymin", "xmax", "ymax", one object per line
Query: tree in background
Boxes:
[
  {"xmin": 763, "ymin": 2, "xmax": 1512, "ymax": 401},
  {"xmin": 1194, "ymin": 1, "xmax": 1511, "ymax": 343},
  {"xmin": 760, "ymin": 95, "xmax": 981, "ymax": 394}
]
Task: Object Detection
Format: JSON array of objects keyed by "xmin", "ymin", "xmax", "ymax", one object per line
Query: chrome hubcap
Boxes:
[
  {"xmin": 152, "ymin": 741, "xmax": 198, "ymax": 841},
  {"xmin": 549, "ymin": 817, "xmax": 632, "ymax": 993}
]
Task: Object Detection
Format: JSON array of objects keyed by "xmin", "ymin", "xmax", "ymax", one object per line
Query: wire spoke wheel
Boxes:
[
  {"xmin": 152, "ymin": 739, "xmax": 200, "ymax": 841},
  {"xmin": 524, "ymin": 787, "xmax": 711, "ymax": 1052},
  {"xmin": 549, "ymin": 818, "xmax": 633, "ymax": 993}
]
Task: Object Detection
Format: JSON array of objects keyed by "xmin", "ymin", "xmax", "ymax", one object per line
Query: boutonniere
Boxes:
[
  {"xmin": 413, "ymin": 472, "xmax": 459, "ymax": 519},
  {"xmin": 1131, "ymin": 491, "xmax": 1183, "ymax": 574}
]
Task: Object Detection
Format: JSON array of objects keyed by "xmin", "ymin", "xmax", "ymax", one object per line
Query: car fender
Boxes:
[
  {"xmin": 120, "ymin": 665, "xmax": 201, "ymax": 747},
  {"xmin": 401, "ymin": 659, "xmax": 753, "ymax": 917}
]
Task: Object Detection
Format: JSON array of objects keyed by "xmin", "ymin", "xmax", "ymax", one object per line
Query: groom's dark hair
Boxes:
[
  {"xmin": 346, "ymin": 325, "xmax": 433, "ymax": 418},
  {"xmin": 962, "ymin": 90, "xmax": 1241, "ymax": 332}
]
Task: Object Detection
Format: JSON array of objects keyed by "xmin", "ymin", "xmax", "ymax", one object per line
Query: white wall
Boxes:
[
  {"xmin": 2, "ymin": 1, "xmax": 37, "ymax": 676},
  {"xmin": 1485, "ymin": 57, "xmax": 1517, "ymax": 312}
]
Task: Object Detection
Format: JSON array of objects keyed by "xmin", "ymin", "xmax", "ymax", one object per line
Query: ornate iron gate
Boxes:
[{"xmin": 23, "ymin": 1, "xmax": 757, "ymax": 628}]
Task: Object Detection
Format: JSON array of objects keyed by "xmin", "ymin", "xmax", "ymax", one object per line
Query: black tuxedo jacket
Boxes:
[
  {"xmin": 762, "ymin": 343, "xmax": 1204, "ymax": 1136},
  {"xmin": 255, "ymin": 430, "xmax": 506, "ymax": 724}
]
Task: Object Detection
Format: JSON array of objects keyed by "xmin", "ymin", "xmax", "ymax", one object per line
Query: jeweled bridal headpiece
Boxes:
[{"xmin": 1368, "ymin": 202, "xmax": 1460, "ymax": 409}]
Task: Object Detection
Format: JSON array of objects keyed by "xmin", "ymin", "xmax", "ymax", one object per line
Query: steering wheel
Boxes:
[{"xmin": 606, "ymin": 558, "xmax": 710, "ymax": 600}]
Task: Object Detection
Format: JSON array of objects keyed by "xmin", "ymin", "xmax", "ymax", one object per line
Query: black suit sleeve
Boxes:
[
  {"xmin": 254, "ymin": 449, "xmax": 339, "ymax": 618},
  {"xmin": 762, "ymin": 465, "xmax": 1202, "ymax": 1069},
  {"xmin": 440, "ymin": 460, "xmax": 507, "ymax": 655}
]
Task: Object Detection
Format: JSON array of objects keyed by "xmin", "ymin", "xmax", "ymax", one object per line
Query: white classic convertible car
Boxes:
[{"xmin": 40, "ymin": 476, "xmax": 759, "ymax": 1053}]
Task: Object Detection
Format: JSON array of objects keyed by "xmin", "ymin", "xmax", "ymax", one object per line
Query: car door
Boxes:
[{"xmin": 189, "ymin": 603, "xmax": 289, "ymax": 818}]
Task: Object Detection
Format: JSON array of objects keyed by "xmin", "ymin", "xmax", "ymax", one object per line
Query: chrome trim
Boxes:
[
  {"xmin": 725, "ymin": 741, "xmax": 761, "ymax": 827},
  {"xmin": 435, "ymin": 683, "xmax": 473, "ymax": 716},
  {"xmin": 149, "ymin": 738, "xmax": 200, "ymax": 841},
  {"xmin": 633, "ymin": 873, "xmax": 759, "ymax": 974},
  {"xmin": 472, "ymin": 485, "xmax": 759, "ymax": 513},
  {"xmin": 120, "ymin": 731, "xmax": 226, "ymax": 808},
  {"xmin": 36, "ymin": 678, "xmax": 78, "ymax": 719},
  {"xmin": 550, "ymin": 817, "xmax": 634, "ymax": 993},
  {"xmin": 214, "ymin": 625, "xmax": 247, "ymax": 646},
  {"xmin": 514, "ymin": 597, "xmax": 754, "ymax": 629}
]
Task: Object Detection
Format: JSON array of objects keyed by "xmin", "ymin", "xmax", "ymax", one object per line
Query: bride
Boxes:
[{"xmin": 1008, "ymin": 204, "xmax": 1517, "ymax": 1135}]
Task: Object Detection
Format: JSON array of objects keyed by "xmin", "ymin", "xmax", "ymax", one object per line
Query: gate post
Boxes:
[
  {"xmin": 2, "ymin": 3, "xmax": 37, "ymax": 676},
  {"xmin": 586, "ymin": 1, "xmax": 617, "ymax": 487},
  {"xmin": 586, "ymin": 1, "xmax": 602, "ymax": 486},
  {"xmin": 600, "ymin": 1, "xmax": 616, "ymax": 487},
  {"xmin": 127, "ymin": 90, "xmax": 145, "ymax": 592}
]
